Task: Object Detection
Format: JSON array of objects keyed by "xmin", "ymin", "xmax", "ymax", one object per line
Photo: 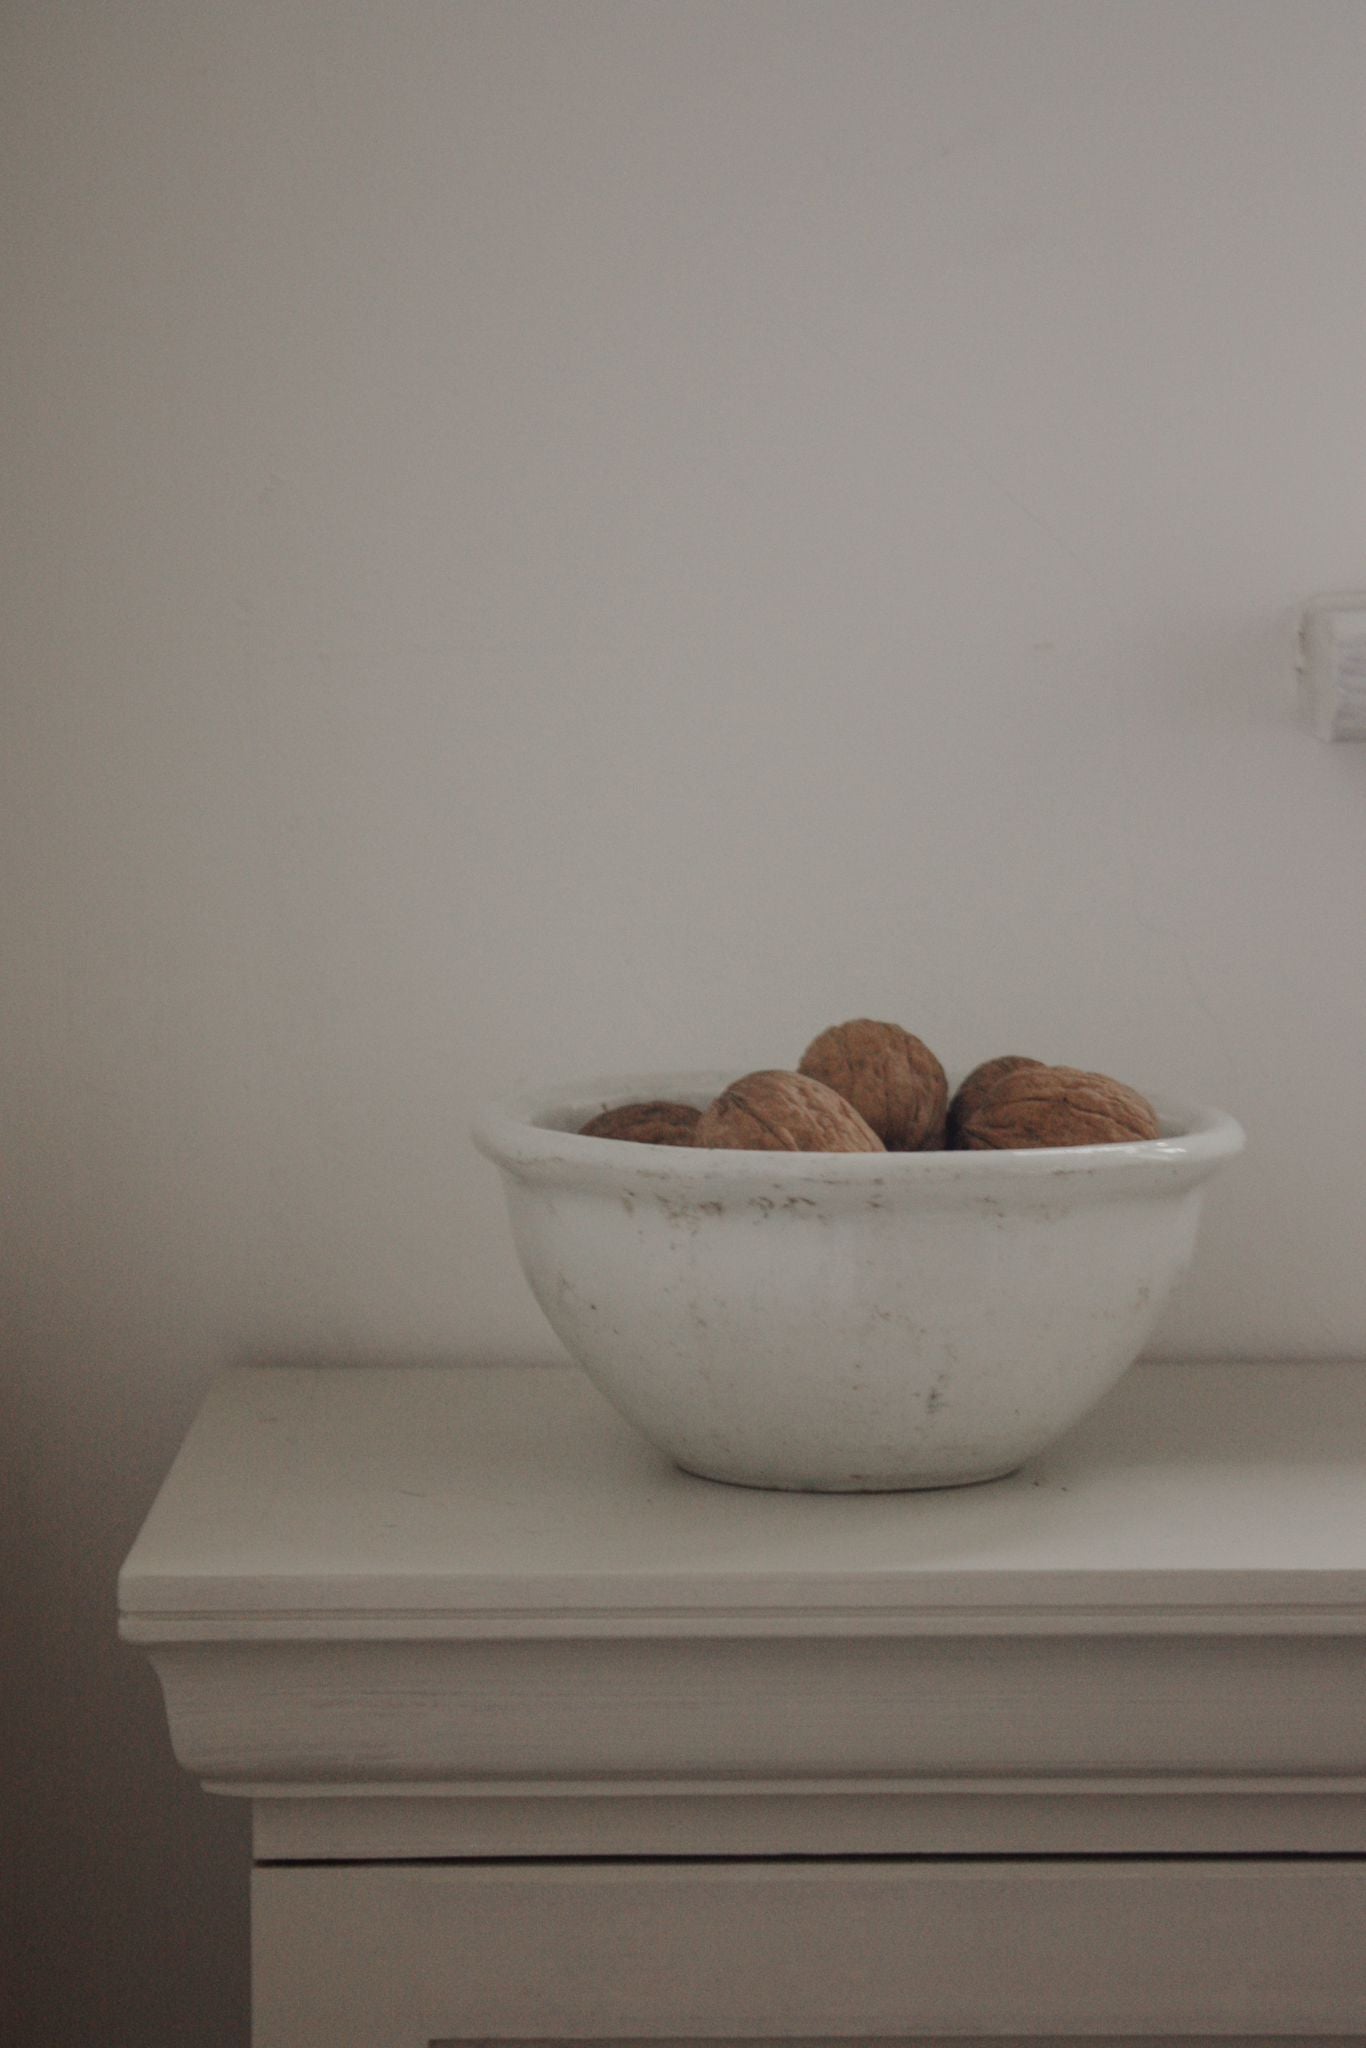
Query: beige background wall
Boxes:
[{"xmin": 4, "ymin": 2, "xmax": 1366, "ymax": 2040}]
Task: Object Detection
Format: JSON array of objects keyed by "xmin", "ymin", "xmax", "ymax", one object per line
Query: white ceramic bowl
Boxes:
[{"xmin": 472, "ymin": 1071, "xmax": 1244, "ymax": 1492}]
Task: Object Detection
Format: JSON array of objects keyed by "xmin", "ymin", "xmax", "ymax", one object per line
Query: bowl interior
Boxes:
[{"xmin": 472, "ymin": 1071, "xmax": 1245, "ymax": 1189}]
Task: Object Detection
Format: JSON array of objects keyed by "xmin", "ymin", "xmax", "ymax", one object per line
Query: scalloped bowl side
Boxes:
[{"xmin": 472, "ymin": 1073, "xmax": 1245, "ymax": 1491}]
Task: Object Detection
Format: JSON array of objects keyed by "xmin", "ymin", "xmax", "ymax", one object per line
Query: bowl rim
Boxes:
[{"xmin": 471, "ymin": 1068, "xmax": 1246, "ymax": 1188}]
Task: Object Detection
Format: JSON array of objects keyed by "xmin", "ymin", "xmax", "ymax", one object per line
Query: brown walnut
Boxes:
[
  {"xmin": 578, "ymin": 1100, "xmax": 701, "ymax": 1146},
  {"xmin": 693, "ymin": 1070, "xmax": 885, "ymax": 1153},
  {"xmin": 946, "ymin": 1055, "xmax": 1045, "ymax": 1146},
  {"xmin": 797, "ymin": 1017, "xmax": 948, "ymax": 1149},
  {"xmin": 956, "ymin": 1064, "xmax": 1161, "ymax": 1150}
]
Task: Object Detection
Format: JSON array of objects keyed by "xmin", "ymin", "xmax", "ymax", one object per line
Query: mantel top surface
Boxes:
[{"xmin": 118, "ymin": 1361, "xmax": 1366, "ymax": 1639}]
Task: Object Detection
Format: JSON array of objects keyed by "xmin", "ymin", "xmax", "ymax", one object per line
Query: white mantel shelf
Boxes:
[
  {"xmin": 120, "ymin": 1358, "xmax": 1366, "ymax": 1640},
  {"xmin": 121, "ymin": 1359, "xmax": 1366, "ymax": 2045}
]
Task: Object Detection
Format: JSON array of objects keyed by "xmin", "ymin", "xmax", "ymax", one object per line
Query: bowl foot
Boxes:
[{"xmin": 672, "ymin": 1459, "xmax": 1023, "ymax": 1494}]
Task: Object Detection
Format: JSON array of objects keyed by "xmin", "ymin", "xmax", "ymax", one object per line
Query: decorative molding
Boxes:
[{"xmin": 145, "ymin": 1628, "xmax": 1365, "ymax": 1792}]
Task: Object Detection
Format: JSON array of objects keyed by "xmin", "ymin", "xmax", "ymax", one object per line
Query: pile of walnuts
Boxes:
[{"xmin": 579, "ymin": 1019, "xmax": 1160, "ymax": 1154}]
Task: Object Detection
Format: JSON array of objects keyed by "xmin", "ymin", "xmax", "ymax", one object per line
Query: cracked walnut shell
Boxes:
[
  {"xmin": 693, "ymin": 1070, "xmax": 885, "ymax": 1153},
  {"xmin": 579, "ymin": 1100, "xmax": 701, "ymax": 1146},
  {"xmin": 955, "ymin": 1064, "xmax": 1161, "ymax": 1150},
  {"xmin": 798, "ymin": 1017, "xmax": 948, "ymax": 1150}
]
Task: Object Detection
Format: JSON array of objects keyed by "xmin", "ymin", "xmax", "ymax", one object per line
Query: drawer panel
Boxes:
[{"xmin": 252, "ymin": 1858, "xmax": 1366, "ymax": 2047}]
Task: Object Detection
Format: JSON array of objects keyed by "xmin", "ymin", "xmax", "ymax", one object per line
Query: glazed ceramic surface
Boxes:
[{"xmin": 472, "ymin": 1072, "xmax": 1244, "ymax": 1491}]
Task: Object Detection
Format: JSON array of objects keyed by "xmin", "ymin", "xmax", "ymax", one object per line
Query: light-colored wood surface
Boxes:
[
  {"xmin": 122, "ymin": 1358, "xmax": 1366, "ymax": 1839},
  {"xmin": 251, "ymin": 1785, "xmax": 1366, "ymax": 1859},
  {"xmin": 120, "ymin": 1360, "xmax": 1366, "ymax": 2042},
  {"xmin": 251, "ymin": 1860, "xmax": 1366, "ymax": 2045},
  {"xmin": 154, "ymin": 1629, "xmax": 1365, "ymax": 1794},
  {"xmin": 120, "ymin": 1359, "xmax": 1366, "ymax": 1637}
]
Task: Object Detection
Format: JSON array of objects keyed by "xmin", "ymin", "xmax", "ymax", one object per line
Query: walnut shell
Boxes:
[
  {"xmin": 797, "ymin": 1017, "xmax": 948, "ymax": 1149},
  {"xmin": 693, "ymin": 1070, "xmax": 885, "ymax": 1153},
  {"xmin": 956, "ymin": 1064, "xmax": 1161, "ymax": 1150},
  {"xmin": 946, "ymin": 1055, "xmax": 1045, "ymax": 1146},
  {"xmin": 578, "ymin": 1100, "xmax": 701, "ymax": 1146}
]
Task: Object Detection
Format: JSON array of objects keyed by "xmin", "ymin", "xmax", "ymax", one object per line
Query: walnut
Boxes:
[
  {"xmin": 797, "ymin": 1018, "xmax": 948, "ymax": 1150},
  {"xmin": 578, "ymin": 1100, "xmax": 701, "ymax": 1146},
  {"xmin": 945, "ymin": 1055, "xmax": 1045, "ymax": 1146},
  {"xmin": 955, "ymin": 1064, "xmax": 1161, "ymax": 1150},
  {"xmin": 692, "ymin": 1070, "xmax": 885, "ymax": 1153}
]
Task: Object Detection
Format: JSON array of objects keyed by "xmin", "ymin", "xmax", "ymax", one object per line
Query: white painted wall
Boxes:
[{"xmin": 4, "ymin": 2, "xmax": 1366, "ymax": 2039}]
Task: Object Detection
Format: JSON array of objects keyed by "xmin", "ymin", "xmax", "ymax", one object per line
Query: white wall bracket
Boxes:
[{"xmin": 1298, "ymin": 593, "xmax": 1366, "ymax": 739}]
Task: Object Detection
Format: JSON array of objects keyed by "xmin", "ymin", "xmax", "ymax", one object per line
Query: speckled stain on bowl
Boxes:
[{"xmin": 472, "ymin": 1072, "xmax": 1244, "ymax": 1492}]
